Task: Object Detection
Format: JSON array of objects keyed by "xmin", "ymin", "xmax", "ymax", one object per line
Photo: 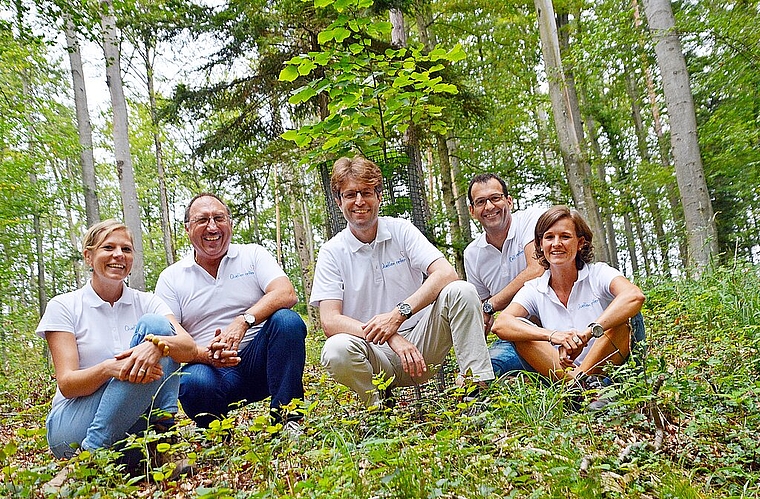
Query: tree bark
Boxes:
[
  {"xmin": 140, "ymin": 34, "xmax": 175, "ymax": 266},
  {"xmin": 534, "ymin": 0, "xmax": 610, "ymax": 261},
  {"xmin": 640, "ymin": 0, "xmax": 716, "ymax": 270},
  {"xmin": 101, "ymin": 0, "xmax": 146, "ymax": 290},
  {"xmin": 64, "ymin": 13, "xmax": 100, "ymax": 227}
]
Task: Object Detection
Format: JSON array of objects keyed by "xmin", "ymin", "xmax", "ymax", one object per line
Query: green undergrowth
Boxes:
[{"xmin": 2, "ymin": 262, "xmax": 760, "ymax": 498}]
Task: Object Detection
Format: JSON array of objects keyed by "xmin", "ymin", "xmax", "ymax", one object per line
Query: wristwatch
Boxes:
[
  {"xmin": 242, "ymin": 313, "xmax": 256, "ymax": 328},
  {"xmin": 588, "ymin": 322, "xmax": 604, "ymax": 338},
  {"xmin": 482, "ymin": 300, "xmax": 495, "ymax": 316},
  {"xmin": 397, "ymin": 302, "xmax": 413, "ymax": 319}
]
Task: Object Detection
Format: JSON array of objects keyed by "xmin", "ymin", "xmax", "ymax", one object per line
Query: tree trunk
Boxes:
[
  {"xmin": 436, "ymin": 134, "xmax": 465, "ymax": 275},
  {"xmin": 534, "ymin": 0, "xmax": 610, "ymax": 261},
  {"xmin": 625, "ymin": 68, "xmax": 671, "ymax": 272},
  {"xmin": 101, "ymin": 0, "xmax": 145, "ymax": 290},
  {"xmin": 141, "ymin": 34, "xmax": 175, "ymax": 266},
  {"xmin": 64, "ymin": 12, "xmax": 100, "ymax": 227},
  {"xmin": 642, "ymin": 0, "xmax": 718, "ymax": 271}
]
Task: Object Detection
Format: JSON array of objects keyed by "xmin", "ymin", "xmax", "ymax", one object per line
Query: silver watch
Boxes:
[
  {"xmin": 397, "ymin": 302, "xmax": 413, "ymax": 319},
  {"xmin": 482, "ymin": 300, "xmax": 495, "ymax": 316},
  {"xmin": 588, "ymin": 322, "xmax": 604, "ymax": 338},
  {"xmin": 242, "ymin": 313, "xmax": 256, "ymax": 328}
]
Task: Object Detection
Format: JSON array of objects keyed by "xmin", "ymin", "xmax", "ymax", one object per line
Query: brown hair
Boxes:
[
  {"xmin": 330, "ymin": 156, "xmax": 383, "ymax": 200},
  {"xmin": 534, "ymin": 205, "xmax": 594, "ymax": 270},
  {"xmin": 83, "ymin": 219, "xmax": 134, "ymax": 255}
]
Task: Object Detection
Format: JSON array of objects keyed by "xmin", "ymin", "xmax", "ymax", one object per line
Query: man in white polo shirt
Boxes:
[
  {"xmin": 155, "ymin": 193, "xmax": 307, "ymax": 430},
  {"xmin": 464, "ymin": 173, "xmax": 546, "ymax": 376},
  {"xmin": 310, "ymin": 156, "xmax": 494, "ymax": 408}
]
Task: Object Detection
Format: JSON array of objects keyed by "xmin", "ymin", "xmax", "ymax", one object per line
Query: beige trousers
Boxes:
[{"xmin": 321, "ymin": 280, "xmax": 495, "ymax": 407}]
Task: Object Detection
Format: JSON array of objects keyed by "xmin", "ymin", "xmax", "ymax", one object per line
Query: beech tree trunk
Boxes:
[
  {"xmin": 642, "ymin": 0, "xmax": 718, "ymax": 271},
  {"xmin": 101, "ymin": 0, "xmax": 145, "ymax": 290},
  {"xmin": 534, "ymin": 0, "xmax": 610, "ymax": 262},
  {"xmin": 140, "ymin": 34, "xmax": 175, "ymax": 266},
  {"xmin": 64, "ymin": 12, "xmax": 100, "ymax": 227}
]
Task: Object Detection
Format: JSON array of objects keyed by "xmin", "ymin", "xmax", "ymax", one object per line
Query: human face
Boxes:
[
  {"xmin": 337, "ymin": 177, "xmax": 381, "ymax": 237},
  {"xmin": 185, "ymin": 195, "xmax": 232, "ymax": 263},
  {"xmin": 540, "ymin": 217, "xmax": 584, "ymax": 268},
  {"xmin": 468, "ymin": 178, "xmax": 513, "ymax": 235},
  {"xmin": 84, "ymin": 229, "xmax": 133, "ymax": 283}
]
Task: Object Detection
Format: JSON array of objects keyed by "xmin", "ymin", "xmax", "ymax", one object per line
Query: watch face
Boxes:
[
  {"xmin": 482, "ymin": 301, "xmax": 495, "ymax": 315},
  {"xmin": 591, "ymin": 323, "xmax": 604, "ymax": 338},
  {"xmin": 243, "ymin": 313, "xmax": 256, "ymax": 327},
  {"xmin": 398, "ymin": 302, "xmax": 412, "ymax": 318}
]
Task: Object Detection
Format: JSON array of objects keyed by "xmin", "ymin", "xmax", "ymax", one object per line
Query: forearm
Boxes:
[
  {"xmin": 322, "ymin": 314, "xmax": 367, "ymax": 339},
  {"xmin": 492, "ymin": 313, "xmax": 551, "ymax": 342},
  {"xmin": 489, "ymin": 264, "xmax": 544, "ymax": 312},
  {"xmin": 56, "ymin": 360, "xmax": 117, "ymax": 399}
]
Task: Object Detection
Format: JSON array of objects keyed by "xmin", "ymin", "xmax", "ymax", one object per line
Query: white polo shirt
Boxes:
[
  {"xmin": 512, "ymin": 262, "xmax": 623, "ymax": 364},
  {"xmin": 155, "ymin": 243, "xmax": 286, "ymax": 350},
  {"xmin": 464, "ymin": 206, "xmax": 544, "ymax": 299},
  {"xmin": 309, "ymin": 217, "xmax": 443, "ymax": 328},
  {"xmin": 36, "ymin": 280, "xmax": 172, "ymax": 408}
]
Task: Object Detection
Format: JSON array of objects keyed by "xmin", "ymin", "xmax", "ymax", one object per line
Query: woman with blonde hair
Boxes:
[{"xmin": 37, "ymin": 220, "xmax": 195, "ymax": 471}]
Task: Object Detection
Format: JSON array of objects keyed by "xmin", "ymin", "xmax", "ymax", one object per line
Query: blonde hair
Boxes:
[{"xmin": 82, "ymin": 219, "xmax": 134, "ymax": 255}]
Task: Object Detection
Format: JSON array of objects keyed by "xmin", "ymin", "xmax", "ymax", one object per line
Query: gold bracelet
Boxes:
[{"xmin": 144, "ymin": 335, "xmax": 170, "ymax": 357}]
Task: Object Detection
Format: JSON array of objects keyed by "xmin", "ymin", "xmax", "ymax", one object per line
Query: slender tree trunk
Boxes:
[
  {"xmin": 534, "ymin": 0, "xmax": 609, "ymax": 261},
  {"xmin": 622, "ymin": 213, "xmax": 639, "ymax": 275},
  {"xmin": 642, "ymin": 0, "xmax": 718, "ymax": 271},
  {"xmin": 436, "ymin": 134, "xmax": 465, "ymax": 275},
  {"xmin": 625, "ymin": 69, "xmax": 671, "ymax": 272},
  {"xmin": 447, "ymin": 134, "xmax": 472, "ymax": 242},
  {"xmin": 100, "ymin": 0, "xmax": 145, "ymax": 290},
  {"xmin": 64, "ymin": 13, "xmax": 100, "ymax": 227},
  {"xmin": 141, "ymin": 35, "xmax": 175, "ymax": 266}
]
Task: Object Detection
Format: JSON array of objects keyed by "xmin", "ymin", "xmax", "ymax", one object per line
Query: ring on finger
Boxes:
[{"xmin": 573, "ymin": 336, "xmax": 581, "ymax": 343}]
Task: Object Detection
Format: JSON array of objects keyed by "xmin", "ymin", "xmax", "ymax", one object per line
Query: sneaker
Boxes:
[
  {"xmin": 44, "ymin": 463, "xmax": 73, "ymax": 493},
  {"xmin": 282, "ymin": 420, "xmax": 304, "ymax": 440},
  {"xmin": 583, "ymin": 375, "xmax": 613, "ymax": 411}
]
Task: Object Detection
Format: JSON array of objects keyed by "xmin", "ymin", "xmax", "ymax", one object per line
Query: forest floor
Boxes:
[{"xmin": 2, "ymin": 262, "xmax": 760, "ymax": 498}]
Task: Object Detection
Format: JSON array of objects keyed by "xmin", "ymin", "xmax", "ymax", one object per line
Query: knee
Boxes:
[
  {"xmin": 268, "ymin": 309, "xmax": 307, "ymax": 339},
  {"xmin": 441, "ymin": 280, "xmax": 479, "ymax": 303},
  {"xmin": 138, "ymin": 314, "xmax": 175, "ymax": 337},
  {"xmin": 321, "ymin": 334, "xmax": 361, "ymax": 372}
]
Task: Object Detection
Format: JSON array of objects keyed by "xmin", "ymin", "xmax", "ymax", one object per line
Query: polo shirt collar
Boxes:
[
  {"xmin": 82, "ymin": 280, "xmax": 134, "ymax": 307},
  {"xmin": 345, "ymin": 218, "xmax": 391, "ymax": 253},
  {"xmin": 475, "ymin": 222, "xmax": 516, "ymax": 250},
  {"xmin": 535, "ymin": 263, "xmax": 590, "ymax": 293}
]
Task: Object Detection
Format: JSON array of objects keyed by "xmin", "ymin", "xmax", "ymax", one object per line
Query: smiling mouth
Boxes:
[
  {"xmin": 106, "ymin": 264, "xmax": 126, "ymax": 269},
  {"xmin": 203, "ymin": 234, "xmax": 222, "ymax": 241}
]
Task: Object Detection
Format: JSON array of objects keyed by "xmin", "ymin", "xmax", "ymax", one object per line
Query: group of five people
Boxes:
[{"xmin": 37, "ymin": 154, "xmax": 644, "ymax": 476}]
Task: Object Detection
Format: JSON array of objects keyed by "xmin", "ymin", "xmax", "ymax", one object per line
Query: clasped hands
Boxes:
[
  {"xmin": 205, "ymin": 323, "xmax": 245, "ymax": 367},
  {"xmin": 114, "ymin": 341, "xmax": 164, "ymax": 383},
  {"xmin": 550, "ymin": 328, "xmax": 590, "ymax": 368},
  {"xmin": 362, "ymin": 311, "xmax": 427, "ymax": 378}
]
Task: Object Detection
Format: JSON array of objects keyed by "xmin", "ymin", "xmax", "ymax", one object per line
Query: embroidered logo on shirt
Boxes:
[
  {"xmin": 230, "ymin": 270, "xmax": 256, "ymax": 280},
  {"xmin": 382, "ymin": 256, "xmax": 408, "ymax": 269}
]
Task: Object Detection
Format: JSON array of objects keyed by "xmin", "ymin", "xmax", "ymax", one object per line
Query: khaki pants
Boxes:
[{"xmin": 321, "ymin": 280, "xmax": 495, "ymax": 407}]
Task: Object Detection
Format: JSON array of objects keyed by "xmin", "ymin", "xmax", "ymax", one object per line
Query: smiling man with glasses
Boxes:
[
  {"xmin": 310, "ymin": 156, "xmax": 494, "ymax": 408},
  {"xmin": 155, "ymin": 193, "xmax": 307, "ymax": 434},
  {"xmin": 464, "ymin": 174, "xmax": 546, "ymax": 377}
]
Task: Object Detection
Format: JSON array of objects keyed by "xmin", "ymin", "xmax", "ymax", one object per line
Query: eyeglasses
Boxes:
[
  {"xmin": 341, "ymin": 189, "xmax": 377, "ymax": 201},
  {"xmin": 472, "ymin": 193, "xmax": 506, "ymax": 208},
  {"xmin": 188, "ymin": 214, "xmax": 229, "ymax": 226}
]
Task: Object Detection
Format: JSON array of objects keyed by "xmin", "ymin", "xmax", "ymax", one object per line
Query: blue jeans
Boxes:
[
  {"xmin": 489, "ymin": 339, "xmax": 536, "ymax": 378},
  {"xmin": 178, "ymin": 309, "xmax": 307, "ymax": 428},
  {"xmin": 489, "ymin": 312, "xmax": 647, "ymax": 377},
  {"xmin": 46, "ymin": 314, "xmax": 180, "ymax": 459}
]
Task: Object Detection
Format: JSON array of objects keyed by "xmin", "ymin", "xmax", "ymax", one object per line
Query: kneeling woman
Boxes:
[
  {"xmin": 492, "ymin": 206, "xmax": 645, "ymax": 384},
  {"xmin": 37, "ymin": 220, "xmax": 196, "ymax": 459}
]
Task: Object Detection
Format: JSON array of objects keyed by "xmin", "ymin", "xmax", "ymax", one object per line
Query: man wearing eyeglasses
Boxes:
[
  {"xmin": 465, "ymin": 174, "xmax": 546, "ymax": 377},
  {"xmin": 155, "ymin": 193, "xmax": 307, "ymax": 432},
  {"xmin": 310, "ymin": 156, "xmax": 494, "ymax": 408}
]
